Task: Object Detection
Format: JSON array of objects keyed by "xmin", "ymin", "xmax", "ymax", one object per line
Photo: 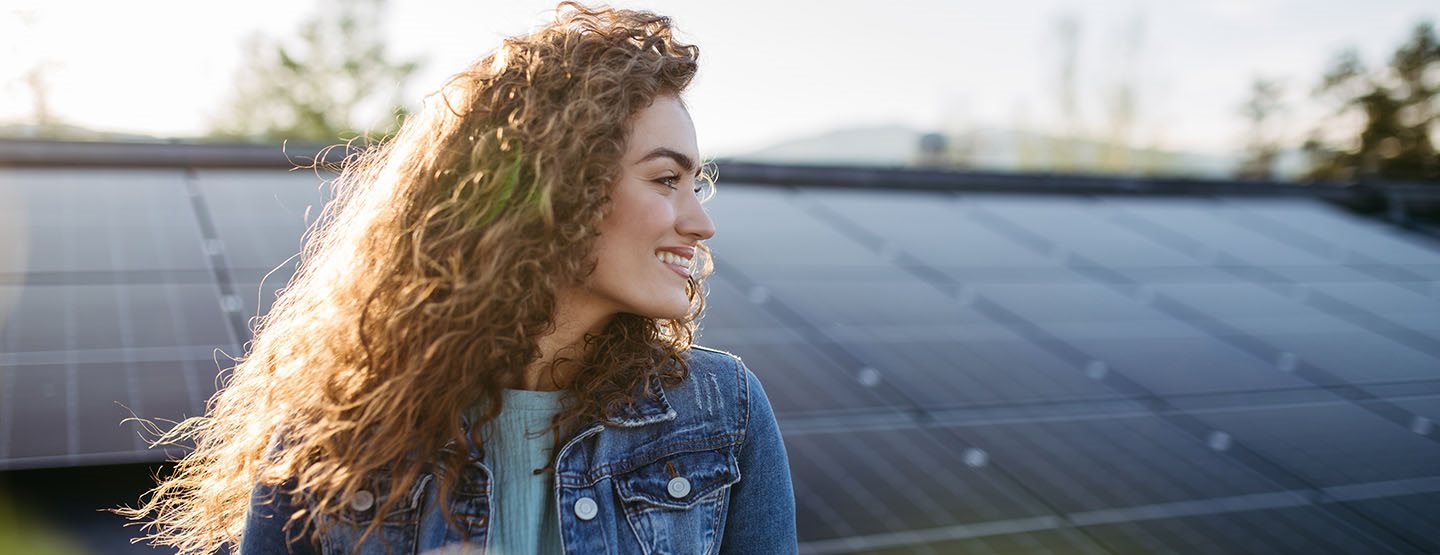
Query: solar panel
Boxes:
[
  {"xmin": 1219, "ymin": 198, "xmax": 1440, "ymax": 266},
  {"xmin": 14, "ymin": 283, "xmax": 232, "ymax": 349},
  {"xmin": 1301, "ymin": 282, "xmax": 1439, "ymax": 323},
  {"xmin": 3, "ymin": 165, "xmax": 1439, "ymax": 553},
  {"xmin": 855, "ymin": 529, "xmax": 1111, "ymax": 555},
  {"xmin": 699, "ymin": 277, "xmax": 911, "ymax": 416},
  {"xmin": 1080, "ymin": 506, "xmax": 1395, "ymax": 554},
  {"xmin": 703, "ymin": 186, "xmax": 904, "ymax": 282},
  {"xmin": 783, "ymin": 427, "xmax": 1064, "ymax": 542},
  {"xmin": 1193, "ymin": 402, "xmax": 1440, "ymax": 487},
  {"xmin": 194, "ymin": 169, "xmax": 330, "ymax": 273},
  {"xmin": 0, "ymin": 169, "xmax": 232, "ymax": 468},
  {"xmin": 946, "ymin": 414, "xmax": 1287, "ymax": 513},
  {"xmin": 1023, "ymin": 336, "xmax": 1311, "ymax": 396},
  {"xmin": 0, "ymin": 169, "xmax": 209, "ymax": 276}
]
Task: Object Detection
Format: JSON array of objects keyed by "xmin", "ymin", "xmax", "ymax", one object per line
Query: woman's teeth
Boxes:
[{"xmin": 656, "ymin": 251, "xmax": 691, "ymax": 267}]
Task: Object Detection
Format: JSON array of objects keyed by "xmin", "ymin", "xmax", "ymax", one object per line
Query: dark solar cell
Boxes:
[
  {"xmin": 1263, "ymin": 264, "xmax": 1412, "ymax": 284},
  {"xmin": 799, "ymin": 189, "xmax": 1062, "ymax": 269},
  {"xmin": 1216, "ymin": 198, "xmax": 1440, "ymax": 266},
  {"xmin": 1192, "ymin": 402, "xmax": 1440, "ymax": 487},
  {"xmin": 941, "ymin": 266, "xmax": 1104, "ymax": 285},
  {"xmin": 1410, "ymin": 265, "xmax": 1440, "ymax": 279},
  {"xmin": 703, "ymin": 185, "xmax": 898, "ymax": 277},
  {"xmin": 12, "ymin": 225, "xmax": 211, "ymax": 274},
  {"xmin": 695, "ymin": 273, "xmax": 793, "ymax": 332},
  {"xmin": 0, "ymin": 283, "xmax": 234, "ymax": 354},
  {"xmin": 1096, "ymin": 200, "xmax": 1338, "ymax": 266},
  {"xmin": 786, "ymin": 427, "xmax": 1056, "ymax": 543},
  {"xmin": 1079, "ymin": 264, "xmax": 1251, "ymax": 285},
  {"xmin": 1390, "ymin": 398, "xmax": 1440, "ymax": 424},
  {"xmin": 195, "ymin": 169, "xmax": 330, "ymax": 272},
  {"xmin": 1079, "ymin": 507, "xmax": 1401, "ymax": 554},
  {"xmin": 1246, "ymin": 332, "xmax": 1438, "ymax": 384},
  {"xmin": 1301, "ymin": 281, "xmax": 1440, "ymax": 321},
  {"xmin": 937, "ymin": 414, "xmax": 1287, "ymax": 513},
  {"xmin": 842, "ymin": 338, "xmax": 1121, "ymax": 408},
  {"xmin": 706, "ymin": 335, "xmax": 911, "ymax": 416},
  {"xmin": 0, "ymin": 168, "xmax": 194, "ymax": 223},
  {"xmin": 0, "ymin": 169, "xmax": 208, "ymax": 274},
  {"xmin": 3, "ymin": 359, "xmax": 213, "ymax": 469},
  {"xmin": 1342, "ymin": 492, "xmax": 1440, "ymax": 550},
  {"xmin": 1062, "ymin": 336, "xmax": 1315, "ymax": 396},
  {"xmin": 757, "ymin": 279, "xmax": 989, "ymax": 328},
  {"xmin": 858, "ymin": 529, "xmax": 1111, "ymax": 555},
  {"xmin": 75, "ymin": 360, "xmax": 145, "ymax": 457},
  {"xmin": 698, "ymin": 276, "xmax": 928, "ymax": 415},
  {"xmin": 979, "ymin": 282, "xmax": 1195, "ymax": 328},
  {"xmin": 1155, "ymin": 282, "xmax": 1348, "ymax": 322},
  {"xmin": 3, "ymin": 363, "xmax": 68, "ymax": 462},
  {"xmin": 983, "ymin": 210, "xmax": 1203, "ymax": 269}
]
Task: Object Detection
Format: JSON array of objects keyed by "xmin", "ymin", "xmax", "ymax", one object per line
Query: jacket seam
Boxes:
[
  {"xmin": 564, "ymin": 436, "xmax": 743, "ymax": 488},
  {"xmin": 690, "ymin": 344, "xmax": 740, "ymax": 358},
  {"xmin": 737, "ymin": 355, "xmax": 750, "ymax": 449},
  {"xmin": 708, "ymin": 475, "xmax": 732, "ymax": 555},
  {"xmin": 620, "ymin": 488, "xmax": 651, "ymax": 554}
]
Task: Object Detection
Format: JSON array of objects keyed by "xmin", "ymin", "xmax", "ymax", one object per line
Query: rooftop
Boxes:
[{"xmin": 2, "ymin": 139, "xmax": 1439, "ymax": 553}]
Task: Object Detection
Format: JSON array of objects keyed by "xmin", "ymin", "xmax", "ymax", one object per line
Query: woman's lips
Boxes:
[{"xmin": 660, "ymin": 258, "xmax": 692, "ymax": 278}]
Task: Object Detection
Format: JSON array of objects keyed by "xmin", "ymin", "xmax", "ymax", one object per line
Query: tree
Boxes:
[
  {"xmin": 1306, "ymin": 21, "xmax": 1439, "ymax": 183},
  {"xmin": 209, "ymin": 0, "xmax": 422, "ymax": 143},
  {"xmin": 1236, "ymin": 77, "xmax": 1285, "ymax": 179}
]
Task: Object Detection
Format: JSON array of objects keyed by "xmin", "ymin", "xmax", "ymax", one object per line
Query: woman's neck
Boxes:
[{"xmin": 520, "ymin": 289, "xmax": 614, "ymax": 391}]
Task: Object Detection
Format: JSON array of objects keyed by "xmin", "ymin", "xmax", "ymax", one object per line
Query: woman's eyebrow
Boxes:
[{"xmin": 636, "ymin": 147, "xmax": 696, "ymax": 173}]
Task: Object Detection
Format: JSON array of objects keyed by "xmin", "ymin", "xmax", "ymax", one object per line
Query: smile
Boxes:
[{"xmin": 655, "ymin": 250, "xmax": 693, "ymax": 277}]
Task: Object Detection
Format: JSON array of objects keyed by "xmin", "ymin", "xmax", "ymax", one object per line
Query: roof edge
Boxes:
[{"xmin": 2, "ymin": 139, "xmax": 1436, "ymax": 214}]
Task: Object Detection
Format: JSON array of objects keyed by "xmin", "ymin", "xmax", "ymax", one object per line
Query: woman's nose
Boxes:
[{"xmin": 678, "ymin": 196, "xmax": 716, "ymax": 241}]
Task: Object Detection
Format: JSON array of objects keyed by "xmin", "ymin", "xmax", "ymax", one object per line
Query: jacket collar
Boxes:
[
  {"xmin": 599, "ymin": 374, "xmax": 677, "ymax": 427},
  {"xmin": 458, "ymin": 373, "xmax": 677, "ymax": 432}
]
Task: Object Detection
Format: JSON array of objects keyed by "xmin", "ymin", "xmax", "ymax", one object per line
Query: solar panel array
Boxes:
[{"xmin": 2, "ymin": 167, "xmax": 1439, "ymax": 553}]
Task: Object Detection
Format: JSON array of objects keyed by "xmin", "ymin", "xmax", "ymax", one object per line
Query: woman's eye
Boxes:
[{"xmin": 655, "ymin": 176, "xmax": 680, "ymax": 189}]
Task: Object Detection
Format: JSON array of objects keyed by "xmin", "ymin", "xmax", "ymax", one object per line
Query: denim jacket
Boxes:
[{"xmin": 239, "ymin": 346, "xmax": 798, "ymax": 554}]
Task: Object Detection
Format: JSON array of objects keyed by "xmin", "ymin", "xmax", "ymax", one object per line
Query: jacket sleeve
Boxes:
[
  {"xmin": 239, "ymin": 475, "xmax": 320, "ymax": 555},
  {"xmin": 240, "ymin": 433, "xmax": 320, "ymax": 555},
  {"xmin": 721, "ymin": 361, "xmax": 799, "ymax": 554}
]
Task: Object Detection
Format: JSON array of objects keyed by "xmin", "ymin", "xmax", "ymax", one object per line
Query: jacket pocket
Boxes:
[
  {"xmin": 320, "ymin": 471, "xmax": 429, "ymax": 554},
  {"xmin": 613, "ymin": 448, "xmax": 741, "ymax": 555}
]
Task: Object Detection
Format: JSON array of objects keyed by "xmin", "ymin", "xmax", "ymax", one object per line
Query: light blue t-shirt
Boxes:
[{"xmin": 471, "ymin": 388, "xmax": 574, "ymax": 555}]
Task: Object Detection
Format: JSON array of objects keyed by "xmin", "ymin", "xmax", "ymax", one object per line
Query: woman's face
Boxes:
[{"xmin": 579, "ymin": 95, "xmax": 716, "ymax": 322}]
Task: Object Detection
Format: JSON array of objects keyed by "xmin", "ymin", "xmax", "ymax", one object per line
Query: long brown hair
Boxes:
[{"xmin": 120, "ymin": 3, "xmax": 710, "ymax": 552}]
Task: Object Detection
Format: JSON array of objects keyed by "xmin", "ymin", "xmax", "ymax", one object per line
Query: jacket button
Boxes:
[
  {"xmin": 666, "ymin": 476, "xmax": 691, "ymax": 499},
  {"xmin": 574, "ymin": 496, "xmax": 598, "ymax": 520},
  {"xmin": 350, "ymin": 490, "xmax": 375, "ymax": 512}
]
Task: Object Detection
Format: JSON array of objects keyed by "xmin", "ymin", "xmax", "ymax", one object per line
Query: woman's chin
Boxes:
[{"xmin": 631, "ymin": 301, "xmax": 691, "ymax": 322}]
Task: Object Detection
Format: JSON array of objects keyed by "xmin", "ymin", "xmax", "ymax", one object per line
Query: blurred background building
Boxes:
[{"xmin": 2, "ymin": 0, "xmax": 1439, "ymax": 553}]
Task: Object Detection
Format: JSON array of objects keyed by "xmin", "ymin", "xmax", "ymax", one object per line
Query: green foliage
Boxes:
[
  {"xmin": 1306, "ymin": 21, "xmax": 1440, "ymax": 183},
  {"xmin": 209, "ymin": 0, "xmax": 422, "ymax": 143},
  {"xmin": 0, "ymin": 489, "xmax": 86, "ymax": 555}
]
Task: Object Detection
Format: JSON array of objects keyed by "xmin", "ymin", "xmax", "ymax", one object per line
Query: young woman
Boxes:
[{"xmin": 124, "ymin": 3, "xmax": 797, "ymax": 553}]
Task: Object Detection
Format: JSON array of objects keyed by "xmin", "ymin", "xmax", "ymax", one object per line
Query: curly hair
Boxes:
[{"xmin": 119, "ymin": 3, "xmax": 709, "ymax": 553}]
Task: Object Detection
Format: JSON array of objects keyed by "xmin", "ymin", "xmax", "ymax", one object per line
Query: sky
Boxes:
[{"xmin": 1, "ymin": 0, "xmax": 1436, "ymax": 158}]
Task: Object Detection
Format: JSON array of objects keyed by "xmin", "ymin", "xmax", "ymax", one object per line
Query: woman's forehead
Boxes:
[{"xmin": 625, "ymin": 96, "xmax": 697, "ymax": 162}]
